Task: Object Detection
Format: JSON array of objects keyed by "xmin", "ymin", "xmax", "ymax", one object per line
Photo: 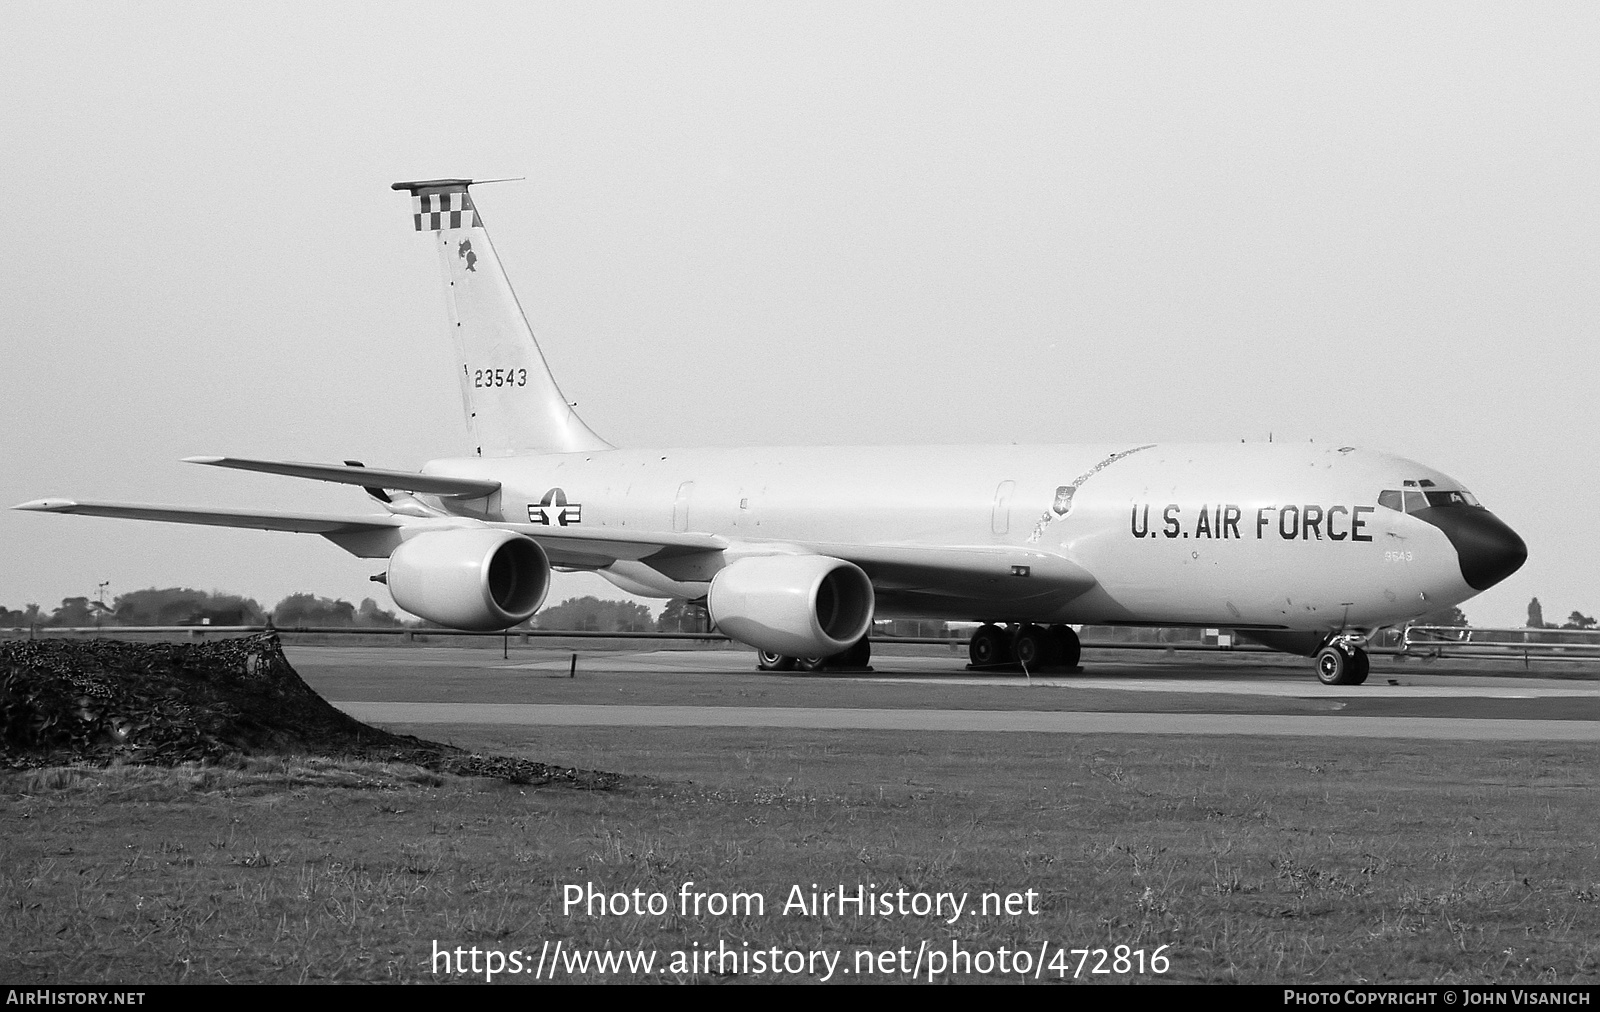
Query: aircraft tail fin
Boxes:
[{"xmin": 392, "ymin": 179, "xmax": 612, "ymax": 456}]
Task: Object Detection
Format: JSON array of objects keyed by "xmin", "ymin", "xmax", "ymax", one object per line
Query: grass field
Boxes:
[{"xmin": 5, "ymin": 729, "xmax": 1598, "ymax": 984}]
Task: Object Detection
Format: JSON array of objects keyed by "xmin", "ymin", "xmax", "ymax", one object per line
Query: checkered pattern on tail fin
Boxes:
[{"xmin": 412, "ymin": 191, "xmax": 479, "ymax": 231}]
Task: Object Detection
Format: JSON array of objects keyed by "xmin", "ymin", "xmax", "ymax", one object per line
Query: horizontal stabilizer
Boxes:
[
  {"xmin": 184, "ymin": 457, "xmax": 500, "ymax": 499},
  {"xmin": 12, "ymin": 499, "xmax": 405, "ymax": 534}
]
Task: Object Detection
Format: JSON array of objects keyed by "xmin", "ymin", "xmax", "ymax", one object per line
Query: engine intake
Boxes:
[
  {"xmin": 387, "ymin": 529, "xmax": 550, "ymax": 630},
  {"xmin": 707, "ymin": 555, "xmax": 874, "ymax": 657}
]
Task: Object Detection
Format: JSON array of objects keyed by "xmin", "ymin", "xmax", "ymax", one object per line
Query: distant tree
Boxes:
[
  {"xmin": 536, "ymin": 596, "xmax": 654, "ymax": 632},
  {"xmin": 656, "ymin": 598, "xmax": 709, "ymax": 633},
  {"xmin": 1562, "ymin": 611, "xmax": 1597, "ymax": 630},
  {"xmin": 47, "ymin": 597, "xmax": 96, "ymax": 627},
  {"xmin": 356, "ymin": 598, "xmax": 405, "ymax": 627},
  {"xmin": 272, "ymin": 594, "xmax": 358, "ymax": 627},
  {"xmin": 113, "ymin": 587, "xmax": 266, "ymax": 626},
  {"xmin": 1412, "ymin": 606, "xmax": 1469, "ymax": 628},
  {"xmin": 1527, "ymin": 597, "xmax": 1546, "ymax": 629}
]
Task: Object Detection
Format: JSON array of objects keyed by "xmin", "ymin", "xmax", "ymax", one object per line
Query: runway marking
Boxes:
[
  {"xmin": 854, "ymin": 677, "xmax": 1592, "ymax": 699},
  {"xmin": 335, "ymin": 702, "xmax": 1600, "ymax": 741}
]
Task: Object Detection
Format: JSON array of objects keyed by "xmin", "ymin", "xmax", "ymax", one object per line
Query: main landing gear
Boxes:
[
  {"xmin": 969, "ymin": 623, "xmax": 1081, "ymax": 671},
  {"xmin": 1314, "ymin": 639, "xmax": 1370, "ymax": 686},
  {"xmin": 756, "ymin": 636, "xmax": 872, "ymax": 673}
]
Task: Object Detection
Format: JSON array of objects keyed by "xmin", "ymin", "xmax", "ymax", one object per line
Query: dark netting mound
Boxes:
[{"xmin": 0, "ymin": 633, "xmax": 621, "ymax": 788}]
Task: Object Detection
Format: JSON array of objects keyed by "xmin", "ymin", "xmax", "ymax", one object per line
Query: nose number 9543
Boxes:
[{"xmin": 1384, "ymin": 551, "xmax": 1414, "ymax": 563}]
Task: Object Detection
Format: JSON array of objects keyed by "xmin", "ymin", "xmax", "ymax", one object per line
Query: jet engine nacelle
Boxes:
[
  {"xmin": 707, "ymin": 555, "xmax": 875, "ymax": 657},
  {"xmin": 387, "ymin": 529, "xmax": 550, "ymax": 631}
]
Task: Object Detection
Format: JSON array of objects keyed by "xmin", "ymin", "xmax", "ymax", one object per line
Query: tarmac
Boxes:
[{"xmin": 284, "ymin": 644, "xmax": 1600, "ymax": 742}]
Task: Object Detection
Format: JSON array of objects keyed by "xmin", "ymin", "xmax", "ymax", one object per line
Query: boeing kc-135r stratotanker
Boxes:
[{"xmin": 16, "ymin": 179, "xmax": 1528, "ymax": 685}]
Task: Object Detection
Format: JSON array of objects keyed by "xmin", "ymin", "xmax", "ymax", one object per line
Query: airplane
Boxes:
[{"xmin": 15, "ymin": 178, "xmax": 1527, "ymax": 686}]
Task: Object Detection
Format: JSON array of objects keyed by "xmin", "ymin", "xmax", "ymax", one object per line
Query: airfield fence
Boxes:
[{"xmin": 1400, "ymin": 624, "xmax": 1600, "ymax": 661}]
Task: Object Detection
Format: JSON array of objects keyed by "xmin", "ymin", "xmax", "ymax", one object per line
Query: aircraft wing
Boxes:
[
  {"xmin": 14, "ymin": 498, "xmax": 1091, "ymax": 602},
  {"xmin": 814, "ymin": 542, "xmax": 1098, "ymax": 603},
  {"xmin": 13, "ymin": 498, "xmax": 730, "ymax": 568},
  {"xmin": 491, "ymin": 522, "xmax": 728, "ymax": 569},
  {"xmin": 184, "ymin": 456, "xmax": 501, "ymax": 499},
  {"xmin": 12, "ymin": 499, "xmax": 405, "ymax": 534},
  {"xmin": 499, "ymin": 526, "xmax": 1094, "ymax": 595},
  {"xmin": 12, "ymin": 498, "xmax": 423, "ymax": 559}
]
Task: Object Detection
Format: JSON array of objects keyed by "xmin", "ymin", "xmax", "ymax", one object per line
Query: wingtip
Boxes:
[
  {"xmin": 13, "ymin": 498, "xmax": 76, "ymax": 512},
  {"xmin": 182, "ymin": 456, "xmax": 225, "ymax": 464}
]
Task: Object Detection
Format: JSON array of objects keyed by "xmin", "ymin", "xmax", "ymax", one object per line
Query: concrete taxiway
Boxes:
[
  {"xmin": 284, "ymin": 644, "xmax": 1600, "ymax": 743},
  {"xmin": 335, "ymin": 701, "xmax": 1600, "ymax": 740}
]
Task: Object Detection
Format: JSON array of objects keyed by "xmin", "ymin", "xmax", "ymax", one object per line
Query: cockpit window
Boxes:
[
  {"xmin": 1378, "ymin": 487, "xmax": 1483, "ymax": 513},
  {"xmin": 1425, "ymin": 489, "xmax": 1480, "ymax": 508}
]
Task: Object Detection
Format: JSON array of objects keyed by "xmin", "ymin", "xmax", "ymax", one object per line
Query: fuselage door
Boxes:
[
  {"xmin": 992, "ymin": 480, "xmax": 1016, "ymax": 536},
  {"xmin": 673, "ymin": 481, "xmax": 694, "ymax": 533}
]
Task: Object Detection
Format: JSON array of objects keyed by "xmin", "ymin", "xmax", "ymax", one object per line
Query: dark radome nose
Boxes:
[{"xmin": 1413, "ymin": 507, "xmax": 1528, "ymax": 591}]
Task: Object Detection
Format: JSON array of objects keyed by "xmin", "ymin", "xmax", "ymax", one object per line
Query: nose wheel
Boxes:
[{"xmin": 1314, "ymin": 642, "xmax": 1370, "ymax": 686}]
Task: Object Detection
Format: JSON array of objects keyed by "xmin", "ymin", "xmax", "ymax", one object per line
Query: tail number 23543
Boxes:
[{"xmin": 473, "ymin": 368, "xmax": 528, "ymax": 388}]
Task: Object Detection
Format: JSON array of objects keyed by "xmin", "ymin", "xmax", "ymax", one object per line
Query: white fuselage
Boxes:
[
  {"xmin": 19, "ymin": 181, "xmax": 1523, "ymax": 662},
  {"xmin": 422, "ymin": 441, "xmax": 1479, "ymax": 633}
]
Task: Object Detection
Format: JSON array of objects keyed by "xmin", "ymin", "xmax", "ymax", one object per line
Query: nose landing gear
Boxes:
[{"xmin": 1314, "ymin": 638, "xmax": 1370, "ymax": 686}]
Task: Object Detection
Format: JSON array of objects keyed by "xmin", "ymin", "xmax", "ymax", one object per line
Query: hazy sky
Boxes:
[{"xmin": 2, "ymin": 2, "xmax": 1595, "ymax": 627}]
